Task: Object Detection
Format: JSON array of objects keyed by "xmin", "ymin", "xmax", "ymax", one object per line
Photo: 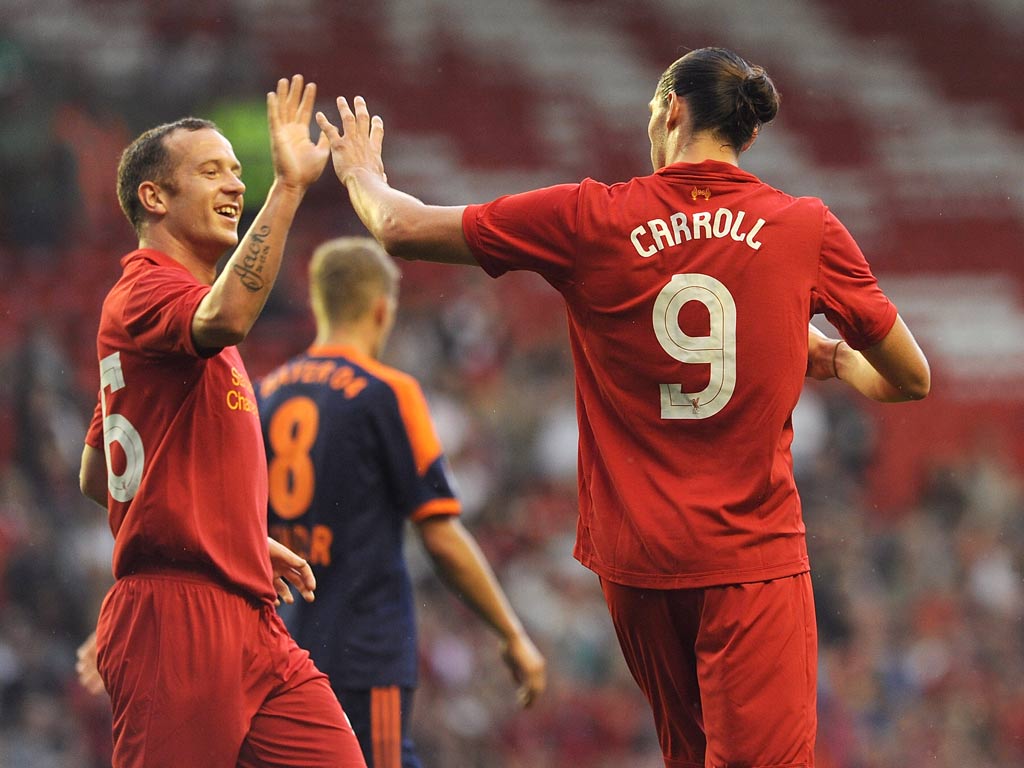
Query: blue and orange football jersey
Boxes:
[{"xmin": 257, "ymin": 344, "xmax": 460, "ymax": 689}]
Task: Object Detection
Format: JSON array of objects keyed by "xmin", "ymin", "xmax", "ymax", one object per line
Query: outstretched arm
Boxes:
[
  {"xmin": 415, "ymin": 515, "xmax": 546, "ymax": 707},
  {"xmin": 193, "ymin": 75, "xmax": 330, "ymax": 348},
  {"xmin": 807, "ymin": 316, "xmax": 930, "ymax": 402},
  {"xmin": 316, "ymin": 96, "xmax": 474, "ymax": 264}
]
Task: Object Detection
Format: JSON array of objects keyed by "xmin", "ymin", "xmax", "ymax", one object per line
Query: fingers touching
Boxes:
[{"xmin": 314, "ymin": 95, "xmax": 387, "ymax": 185}]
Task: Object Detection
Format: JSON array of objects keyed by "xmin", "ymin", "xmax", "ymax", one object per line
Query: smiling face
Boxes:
[{"xmin": 156, "ymin": 127, "xmax": 246, "ymax": 262}]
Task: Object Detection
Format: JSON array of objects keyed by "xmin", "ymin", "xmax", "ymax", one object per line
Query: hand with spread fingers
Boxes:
[
  {"xmin": 316, "ymin": 96, "xmax": 387, "ymax": 188},
  {"xmin": 267, "ymin": 74, "xmax": 331, "ymax": 192}
]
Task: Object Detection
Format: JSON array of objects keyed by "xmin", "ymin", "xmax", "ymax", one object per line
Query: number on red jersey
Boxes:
[{"xmin": 653, "ymin": 273, "xmax": 737, "ymax": 419}]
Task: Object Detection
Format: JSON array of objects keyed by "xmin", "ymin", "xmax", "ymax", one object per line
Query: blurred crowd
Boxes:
[{"xmin": 2, "ymin": 3, "xmax": 1023, "ymax": 767}]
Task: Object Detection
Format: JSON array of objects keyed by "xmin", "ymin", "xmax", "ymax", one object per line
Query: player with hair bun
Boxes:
[{"xmin": 316, "ymin": 46, "xmax": 929, "ymax": 767}]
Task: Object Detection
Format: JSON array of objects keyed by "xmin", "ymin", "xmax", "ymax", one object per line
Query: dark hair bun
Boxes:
[
  {"xmin": 656, "ymin": 47, "xmax": 781, "ymax": 152},
  {"xmin": 740, "ymin": 69, "xmax": 780, "ymax": 124}
]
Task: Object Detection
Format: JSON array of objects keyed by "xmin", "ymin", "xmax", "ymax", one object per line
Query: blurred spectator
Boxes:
[{"xmin": 0, "ymin": 41, "xmax": 77, "ymax": 253}]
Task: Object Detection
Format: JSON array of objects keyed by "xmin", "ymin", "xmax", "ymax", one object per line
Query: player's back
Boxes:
[
  {"xmin": 566, "ymin": 163, "xmax": 816, "ymax": 585},
  {"xmin": 466, "ymin": 159, "xmax": 894, "ymax": 588},
  {"xmin": 562, "ymin": 161, "xmax": 892, "ymax": 587},
  {"xmin": 257, "ymin": 345, "xmax": 455, "ymax": 688}
]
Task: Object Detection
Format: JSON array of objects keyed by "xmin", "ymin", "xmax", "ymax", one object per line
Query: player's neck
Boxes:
[
  {"xmin": 668, "ymin": 131, "xmax": 740, "ymax": 168},
  {"xmin": 139, "ymin": 232, "xmax": 222, "ymax": 285},
  {"xmin": 315, "ymin": 325, "xmax": 378, "ymax": 359}
]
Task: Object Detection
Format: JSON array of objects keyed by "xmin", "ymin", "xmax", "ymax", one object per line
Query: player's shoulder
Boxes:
[
  {"xmin": 350, "ymin": 359, "xmax": 439, "ymax": 431},
  {"xmin": 575, "ymin": 175, "xmax": 622, "ymax": 198},
  {"xmin": 356, "ymin": 356, "xmax": 423, "ymax": 400},
  {"xmin": 118, "ymin": 248, "xmax": 197, "ymax": 281},
  {"xmin": 108, "ymin": 248, "xmax": 204, "ymax": 311},
  {"xmin": 747, "ymin": 177, "xmax": 827, "ymax": 214},
  {"xmin": 104, "ymin": 249, "xmax": 158, "ymax": 296}
]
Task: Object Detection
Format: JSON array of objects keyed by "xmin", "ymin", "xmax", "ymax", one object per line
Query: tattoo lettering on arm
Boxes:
[{"xmin": 232, "ymin": 225, "xmax": 271, "ymax": 291}]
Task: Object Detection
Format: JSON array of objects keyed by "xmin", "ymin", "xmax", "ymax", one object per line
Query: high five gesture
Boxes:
[
  {"xmin": 316, "ymin": 96, "xmax": 474, "ymax": 264},
  {"xmin": 268, "ymin": 75, "xmax": 330, "ymax": 191}
]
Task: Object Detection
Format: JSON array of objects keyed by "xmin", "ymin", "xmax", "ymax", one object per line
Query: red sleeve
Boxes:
[
  {"xmin": 462, "ymin": 183, "xmax": 582, "ymax": 285},
  {"xmin": 812, "ymin": 208, "xmax": 897, "ymax": 350},
  {"xmin": 85, "ymin": 397, "xmax": 103, "ymax": 449},
  {"xmin": 122, "ymin": 264, "xmax": 212, "ymax": 357}
]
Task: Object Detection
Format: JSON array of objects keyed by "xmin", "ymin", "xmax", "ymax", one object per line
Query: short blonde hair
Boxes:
[{"xmin": 309, "ymin": 237, "xmax": 400, "ymax": 327}]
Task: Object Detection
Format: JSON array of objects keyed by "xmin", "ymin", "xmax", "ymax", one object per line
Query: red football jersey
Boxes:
[
  {"xmin": 85, "ymin": 249, "xmax": 275, "ymax": 603},
  {"xmin": 463, "ymin": 160, "xmax": 897, "ymax": 589}
]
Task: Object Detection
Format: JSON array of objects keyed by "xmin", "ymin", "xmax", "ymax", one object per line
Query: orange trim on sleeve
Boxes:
[
  {"xmin": 383, "ymin": 374, "xmax": 443, "ymax": 476},
  {"xmin": 313, "ymin": 345, "xmax": 444, "ymax": 476},
  {"xmin": 410, "ymin": 498, "xmax": 461, "ymax": 523}
]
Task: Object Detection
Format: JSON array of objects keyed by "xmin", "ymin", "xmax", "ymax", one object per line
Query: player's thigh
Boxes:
[
  {"xmin": 239, "ymin": 668, "xmax": 365, "ymax": 768},
  {"xmin": 96, "ymin": 577, "xmax": 254, "ymax": 767},
  {"xmin": 337, "ymin": 686, "xmax": 422, "ymax": 768},
  {"xmin": 697, "ymin": 572, "xmax": 817, "ymax": 767},
  {"xmin": 600, "ymin": 578, "xmax": 706, "ymax": 767}
]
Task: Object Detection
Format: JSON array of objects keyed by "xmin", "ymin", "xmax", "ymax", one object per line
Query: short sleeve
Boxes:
[
  {"xmin": 462, "ymin": 183, "xmax": 582, "ymax": 285},
  {"xmin": 378, "ymin": 374, "xmax": 461, "ymax": 523},
  {"xmin": 122, "ymin": 264, "xmax": 212, "ymax": 357},
  {"xmin": 812, "ymin": 209, "xmax": 898, "ymax": 350}
]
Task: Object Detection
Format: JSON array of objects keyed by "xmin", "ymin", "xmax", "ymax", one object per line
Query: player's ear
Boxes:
[
  {"xmin": 740, "ymin": 125, "xmax": 759, "ymax": 153},
  {"xmin": 138, "ymin": 181, "xmax": 168, "ymax": 216},
  {"xmin": 665, "ymin": 92, "xmax": 687, "ymax": 132},
  {"xmin": 370, "ymin": 294, "xmax": 389, "ymax": 327}
]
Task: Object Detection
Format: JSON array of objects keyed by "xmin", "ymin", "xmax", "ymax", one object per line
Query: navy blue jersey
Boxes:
[{"xmin": 257, "ymin": 344, "xmax": 460, "ymax": 689}]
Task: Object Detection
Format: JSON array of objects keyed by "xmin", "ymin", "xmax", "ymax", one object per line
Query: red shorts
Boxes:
[
  {"xmin": 96, "ymin": 572, "xmax": 366, "ymax": 768},
  {"xmin": 601, "ymin": 572, "xmax": 817, "ymax": 768}
]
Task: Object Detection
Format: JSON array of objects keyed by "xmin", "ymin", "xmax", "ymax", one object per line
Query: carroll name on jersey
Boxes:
[{"xmin": 630, "ymin": 206, "xmax": 768, "ymax": 257}]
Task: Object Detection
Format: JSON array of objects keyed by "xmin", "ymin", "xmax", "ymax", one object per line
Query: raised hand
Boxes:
[
  {"xmin": 315, "ymin": 96, "xmax": 387, "ymax": 187},
  {"xmin": 266, "ymin": 75, "xmax": 330, "ymax": 191}
]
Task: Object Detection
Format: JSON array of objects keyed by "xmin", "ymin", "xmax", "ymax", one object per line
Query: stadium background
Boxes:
[{"xmin": 1, "ymin": 1, "xmax": 1023, "ymax": 765}]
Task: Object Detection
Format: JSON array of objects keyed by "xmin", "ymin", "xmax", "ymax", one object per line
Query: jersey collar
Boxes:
[
  {"xmin": 120, "ymin": 247, "xmax": 197, "ymax": 276},
  {"xmin": 307, "ymin": 343, "xmax": 371, "ymax": 364},
  {"xmin": 655, "ymin": 159, "xmax": 761, "ymax": 184}
]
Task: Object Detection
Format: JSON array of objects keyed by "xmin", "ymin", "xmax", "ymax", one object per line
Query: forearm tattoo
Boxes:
[{"xmin": 232, "ymin": 225, "xmax": 271, "ymax": 291}]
